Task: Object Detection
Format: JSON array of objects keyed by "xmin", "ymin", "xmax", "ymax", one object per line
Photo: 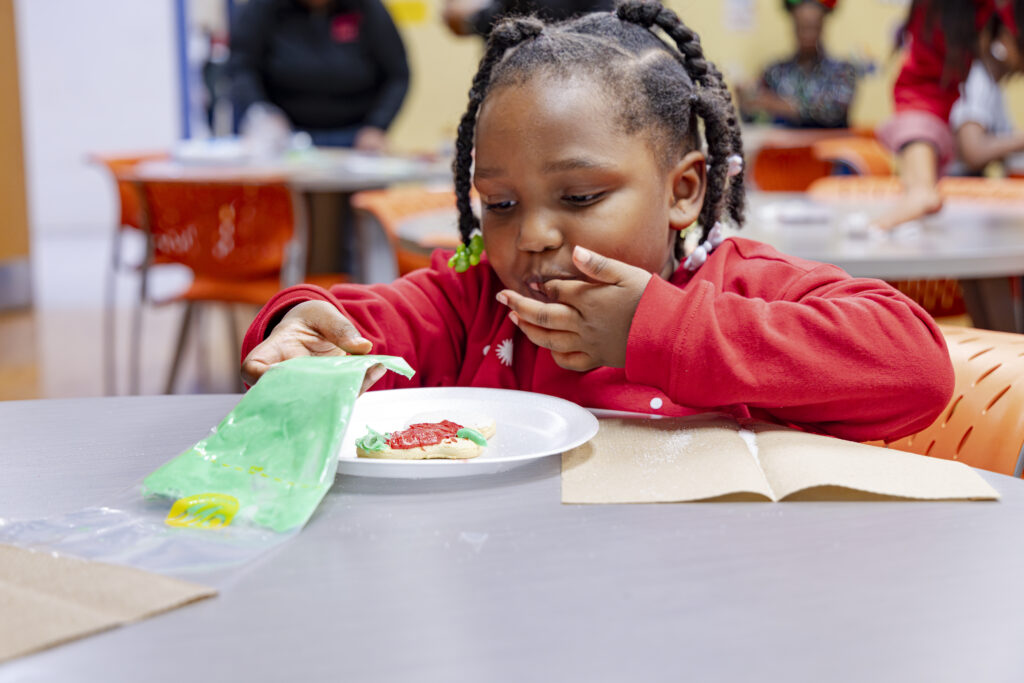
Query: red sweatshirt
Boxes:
[
  {"xmin": 242, "ymin": 238, "xmax": 954, "ymax": 443},
  {"xmin": 894, "ymin": 0, "xmax": 1017, "ymax": 120}
]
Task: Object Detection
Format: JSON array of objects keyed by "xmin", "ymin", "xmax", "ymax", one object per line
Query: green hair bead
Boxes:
[{"xmin": 448, "ymin": 231, "xmax": 485, "ymax": 272}]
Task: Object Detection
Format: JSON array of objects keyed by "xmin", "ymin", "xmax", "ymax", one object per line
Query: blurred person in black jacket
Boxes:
[
  {"xmin": 442, "ymin": 0, "xmax": 613, "ymax": 38},
  {"xmin": 229, "ymin": 0, "xmax": 409, "ymax": 151}
]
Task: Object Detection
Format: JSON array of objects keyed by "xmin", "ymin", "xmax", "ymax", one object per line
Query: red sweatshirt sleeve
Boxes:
[
  {"xmin": 625, "ymin": 239, "xmax": 954, "ymax": 442},
  {"xmin": 241, "ymin": 251, "xmax": 487, "ymax": 388}
]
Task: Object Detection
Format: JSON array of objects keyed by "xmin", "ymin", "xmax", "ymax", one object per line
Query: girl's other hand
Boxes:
[
  {"xmin": 241, "ymin": 300, "xmax": 376, "ymax": 387},
  {"xmin": 497, "ymin": 246, "xmax": 652, "ymax": 371}
]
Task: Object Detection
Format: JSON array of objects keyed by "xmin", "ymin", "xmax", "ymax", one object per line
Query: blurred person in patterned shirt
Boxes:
[{"xmin": 738, "ymin": 0, "xmax": 857, "ymax": 129}]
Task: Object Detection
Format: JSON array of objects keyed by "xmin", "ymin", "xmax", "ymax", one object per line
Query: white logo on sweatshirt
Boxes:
[{"xmin": 495, "ymin": 338, "xmax": 513, "ymax": 367}]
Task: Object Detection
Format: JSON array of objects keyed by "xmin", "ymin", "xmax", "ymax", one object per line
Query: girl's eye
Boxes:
[
  {"xmin": 562, "ymin": 192, "xmax": 605, "ymax": 206},
  {"xmin": 484, "ymin": 200, "xmax": 517, "ymax": 213}
]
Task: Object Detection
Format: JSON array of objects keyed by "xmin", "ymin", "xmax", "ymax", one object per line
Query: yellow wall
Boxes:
[
  {"xmin": 0, "ymin": 0, "xmax": 30, "ymax": 262},
  {"xmin": 388, "ymin": 0, "xmax": 1024, "ymax": 154}
]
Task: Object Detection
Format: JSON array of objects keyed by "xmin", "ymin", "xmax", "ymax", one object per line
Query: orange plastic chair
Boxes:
[
  {"xmin": 750, "ymin": 146, "xmax": 834, "ymax": 192},
  {"xmin": 805, "ymin": 175, "xmax": 901, "ymax": 201},
  {"xmin": 748, "ymin": 128, "xmax": 879, "ymax": 191},
  {"xmin": 351, "ymin": 187, "xmax": 460, "ymax": 277},
  {"xmin": 90, "ymin": 152, "xmax": 171, "ymax": 395},
  {"xmin": 937, "ymin": 177, "xmax": 1024, "ymax": 202},
  {"xmin": 135, "ymin": 179, "xmax": 346, "ymax": 393},
  {"xmin": 811, "ymin": 137, "xmax": 894, "ymax": 176},
  {"xmin": 807, "ymin": 176, "xmax": 1024, "ymax": 202},
  {"xmin": 90, "ymin": 152, "xmax": 168, "ymax": 229},
  {"xmin": 868, "ymin": 326, "xmax": 1024, "ymax": 477}
]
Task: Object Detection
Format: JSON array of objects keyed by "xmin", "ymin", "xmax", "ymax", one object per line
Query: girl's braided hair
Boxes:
[{"xmin": 452, "ymin": 0, "xmax": 745, "ymax": 258}]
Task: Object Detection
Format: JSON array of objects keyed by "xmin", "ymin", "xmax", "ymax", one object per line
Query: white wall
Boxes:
[{"xmin": 15, "ymin": 0, "xmax": 180, "ymax": 238}]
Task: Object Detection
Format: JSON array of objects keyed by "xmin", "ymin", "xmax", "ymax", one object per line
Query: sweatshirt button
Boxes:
[{"xmin": 650, "ymin": 397, "xmax": 663, "ymax": 410}]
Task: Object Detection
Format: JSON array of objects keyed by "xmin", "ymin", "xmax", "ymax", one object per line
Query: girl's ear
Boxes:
[{"xmin": 668, "ymin": 150, "xmax": 707, "ymax": 231}]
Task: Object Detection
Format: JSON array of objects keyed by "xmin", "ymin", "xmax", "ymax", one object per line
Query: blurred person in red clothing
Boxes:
[{"xmin": 876, "ymin": 0, "xmax": 1019, "ymax": 230}]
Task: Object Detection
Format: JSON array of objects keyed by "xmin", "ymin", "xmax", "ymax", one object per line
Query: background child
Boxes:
[
  {"xmin": 241, "ymin": 0, "xmax": 953, "ymax": 443},
  {"xmin": 737, "ymin": 0, "xmax": 858, "ymax": 129},
  {"xmin": 948, "ymin": 5, "xmax": 1024, "ymax": 175},
  {"xmin": 876, "ymin": 0, "xmax": 1019, "ymax": 229}
]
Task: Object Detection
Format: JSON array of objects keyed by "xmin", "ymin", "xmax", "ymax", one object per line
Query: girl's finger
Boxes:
[
  {"xmin": 572, "ymin": 245, "xmax": 636, "ymax": 285},
  {"xmin": 241, "ymin": 336, "xmax": 299, "ymax": 386},
  {"xmin": 240, "ymin": 356, "xmax": 271, "ymax": 387},
  {"xmin": 306, "ymin": 306, "xmax": 373, "ymax": 354},
  {"xmin": 539, "ymin": 278, "xmax": 593, "ymax": 307},
  {"xmin": 499, "ymin": 289, "xmax": 578, "ymax": 331},
  {"xmin": 512, "ymin": 316, "xmax": 582, "ymax": 355},
  {"xmin": 551, "ymin": 350, "xmax": 598, "ymax": 372},
  {"xmin": 359, "ymin": 363, "xmax": 386, "ymax": 395}
]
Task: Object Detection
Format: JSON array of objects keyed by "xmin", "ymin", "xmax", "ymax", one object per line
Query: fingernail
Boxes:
[
  {"xmin": 574, "ymin": 245, "xmax": 591, "ymax": 264},
  {"xmin": 528, "ymin": 281, "xmax": 541, "ymax": 291},
  {"xmin": 509, "ymin": 311, "xmax": 520, "ymax": 325},
  {"xmin": 496, "ymin": 292, "xmax": 508, "ymax": 305},
  {"xmin": 354, "ymin": 336, "xmax": 371, "ymax": 346}
]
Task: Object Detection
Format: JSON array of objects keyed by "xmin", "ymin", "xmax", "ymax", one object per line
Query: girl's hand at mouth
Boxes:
[{"xmin": 496, "ymin": 246, "xmax": 652, "ymax": 371}]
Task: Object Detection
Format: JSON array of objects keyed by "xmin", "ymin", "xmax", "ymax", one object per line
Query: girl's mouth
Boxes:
[
  {"xmin": 524, "ymin": 272, "xmax": 578, "ymax": 302},
  {"xmin": 525, "ymin": 279, "xmax": 553, "ymax": 303}
]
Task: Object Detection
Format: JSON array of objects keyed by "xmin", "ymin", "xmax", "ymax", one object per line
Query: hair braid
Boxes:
[
  {"xmin": 617, "ymin": 0, "xmax": 746, "ymax": 238},
  {"xmin": 453, "ymin": 17, "xmax": 545, "ymax": 244},
  {"xmin": 451, "ymin": 0, "xmax": 748, "ymax": 262}
]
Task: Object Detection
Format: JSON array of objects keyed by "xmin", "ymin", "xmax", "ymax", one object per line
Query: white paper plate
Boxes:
[{"xmin": 337, "ymin": 387, "xmax": 598, "ymax": 478}]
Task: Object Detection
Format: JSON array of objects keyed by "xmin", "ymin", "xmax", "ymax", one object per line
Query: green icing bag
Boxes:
[{"xmin": 143, "ymin": 355, "xmax": 414, "ymax": 533}]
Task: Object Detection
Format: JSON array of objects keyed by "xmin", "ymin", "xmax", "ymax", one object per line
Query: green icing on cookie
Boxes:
[
  {"xmin": 456, "ymin": 427, "xmax": 487, "ymax": 446},
  {"xmin": 355, "ymin": 426, "xmax": 389, "ymax": 451}
]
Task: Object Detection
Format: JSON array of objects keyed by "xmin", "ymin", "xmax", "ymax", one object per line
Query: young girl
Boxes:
[
  {"xmin": 876, "ymin": 0, "xmax": 1019, "ymax": 229},
  {"xmin": 241, "ymin": 0, "xmax": 953, "ymax": 443}
]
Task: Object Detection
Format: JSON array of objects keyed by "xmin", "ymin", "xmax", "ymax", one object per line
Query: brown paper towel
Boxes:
[
  {"xmin": 0, "ymin": 544, "xmax": 216, "ymax": 663},
  {"xmin": 562, "ymin": 416, "xmax": 1000, "ymax": 503}
]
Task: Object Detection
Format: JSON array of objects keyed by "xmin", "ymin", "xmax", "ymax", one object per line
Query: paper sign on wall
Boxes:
[{"xmin": 724, "ymin": 0, "xmax": 756, "ymax": 32}]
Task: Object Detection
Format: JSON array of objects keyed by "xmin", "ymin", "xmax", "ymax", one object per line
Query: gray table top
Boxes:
[
  {"xmin": 740, "ymin": 195, "xmax": 1024, "ymax": 280},
  {"xmin": 128, "ymin": 149, "xmax": 452, "ymax": 193},
  {"xmin": 3, "ymin": 395, "xmax": 1024, "ymax": 683},
  {"xmin": 396, "ymin": 194, "xmax": 1024, "ymax": 281}
]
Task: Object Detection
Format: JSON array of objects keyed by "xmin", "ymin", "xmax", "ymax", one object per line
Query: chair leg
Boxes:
[
  {"xmin": 195, "ymin": 305, "xmax": 210, "ymax": 391},
  {"xmin": 165, "ymin": 302, "xmax": 195, "ymax": 394},
  {"xmin": 129, "ymin": 259, "xmax": 150, "ymax": 395},
  {"xmin": 225, "ymin": 304, "xmax": 244, "ymax": 393},
  {"xmin": 103, "ymin": 227, "xmax": 123, "ymax": 395},
  {"xmin": 960, "ymin": 278, "xmax": 1020, "ymax": 333}
]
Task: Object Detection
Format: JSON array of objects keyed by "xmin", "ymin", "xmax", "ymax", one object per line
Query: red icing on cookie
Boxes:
[{"xmin": 388, "ymin": 420, "xmax": 464, "ymax": 449}]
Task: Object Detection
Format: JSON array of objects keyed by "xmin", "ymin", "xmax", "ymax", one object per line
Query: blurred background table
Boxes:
[
  {"xmin": 128, "ymin": 146, "xmax": 452, "ymax": 281},
  {"xmin": 131, "ymin": 146, "xmax": 451, "ymax": 193},
  {"xmin": 3, "ymin": 394, "xmax": 1024, "ymax": 682},
  {"xmin": 742, "ymin": 194, "xmax": 1024, "ymax": 280},
  {"xmin": 741, "ymin": 193, "xmax": 1024, "ymax": 331}
]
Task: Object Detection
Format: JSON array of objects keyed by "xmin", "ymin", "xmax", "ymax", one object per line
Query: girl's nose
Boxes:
[{"xmin": 516, "ymin": 209, "xmax": 563, "ymax": 252}]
